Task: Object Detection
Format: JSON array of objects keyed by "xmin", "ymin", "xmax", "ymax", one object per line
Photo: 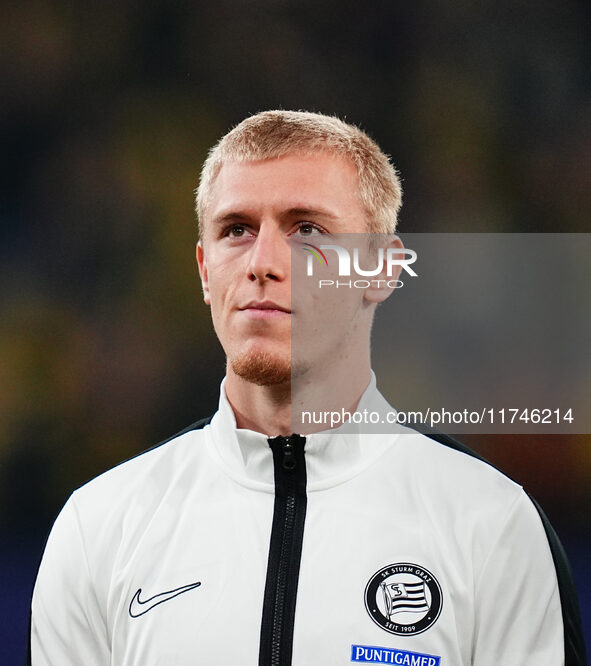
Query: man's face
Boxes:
[{"xmin": 197, "ymin": 152, "xmax": 369, "ymax": 385}]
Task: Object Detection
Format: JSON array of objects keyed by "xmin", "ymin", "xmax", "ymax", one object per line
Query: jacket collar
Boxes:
[{"xmin": 205, "ymin": 373, "xmax": 398, "ymax": 492}]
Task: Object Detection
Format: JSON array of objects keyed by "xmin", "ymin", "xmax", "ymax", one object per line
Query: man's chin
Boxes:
[{"xmin": 231, "ymin": 350, "xmax": 291, "ymax": 386}]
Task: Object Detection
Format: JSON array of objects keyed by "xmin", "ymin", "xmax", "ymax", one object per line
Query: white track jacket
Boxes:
[{"xmin": 30, "ymin": 377, "xmax": 585, "ymax": 665}]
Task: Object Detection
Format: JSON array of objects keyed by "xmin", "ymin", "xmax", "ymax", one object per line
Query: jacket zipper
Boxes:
[{"xmin": 259, "ymin": 434, "xmax": 307, "ymax": 666}]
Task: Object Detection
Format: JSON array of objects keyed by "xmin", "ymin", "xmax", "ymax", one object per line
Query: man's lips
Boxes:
[{"xmin": 239, "ymin": 300, "xmax": 292, "ymax": 317}]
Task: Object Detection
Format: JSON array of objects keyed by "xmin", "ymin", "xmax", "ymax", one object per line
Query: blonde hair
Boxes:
[{"xmin": 195, "ymin": 110, "xmax": 402, "ymax": 235}]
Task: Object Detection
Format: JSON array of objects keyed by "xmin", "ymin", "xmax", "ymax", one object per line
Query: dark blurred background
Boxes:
[{"xmin": 1, "ymin": 1, "xmax": 589, "ymax": 662}]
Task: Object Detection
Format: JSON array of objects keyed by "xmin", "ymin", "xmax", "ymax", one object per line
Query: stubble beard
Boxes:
[
  {"xmin": 230, "ymin": 349, "xmax": 310, "ymax": 387},
  {"xmin": 231, "ymin": 349, "xmax": 291, "ymax": 386}
]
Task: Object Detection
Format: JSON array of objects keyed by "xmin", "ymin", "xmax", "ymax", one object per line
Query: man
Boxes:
[{"xmin": 30, "ymin": 111, "xmax": 586, "ymax": 665}]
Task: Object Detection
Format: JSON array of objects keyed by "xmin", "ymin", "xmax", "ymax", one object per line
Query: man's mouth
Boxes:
[{"xmin": 240, "ymin": 300, "xmax": 292, "ymax": 317}]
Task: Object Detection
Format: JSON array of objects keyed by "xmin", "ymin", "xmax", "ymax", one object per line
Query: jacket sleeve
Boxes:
[
  {"xmin": 30, "ymin": 495, "xmax": 110, "ymax": 665},
  {"xmin": 472, "ymin": 490, "xmax": 565, "ymax": 665}
]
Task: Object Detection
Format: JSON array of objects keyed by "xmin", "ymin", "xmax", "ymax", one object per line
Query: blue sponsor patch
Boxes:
[{"xmin": 351, "ymin": 644, "xmax": 441, "ymax": 665}]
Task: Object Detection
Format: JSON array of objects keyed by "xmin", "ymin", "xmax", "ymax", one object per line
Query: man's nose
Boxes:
[{"xmin": 247, "ymin": 225, "xmax": 289, "ymax": 283}]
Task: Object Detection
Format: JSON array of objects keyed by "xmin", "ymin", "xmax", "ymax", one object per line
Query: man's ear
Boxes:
[
  {"xmin": 363, "ymin": 235, "xmax": 404, "ymax": 304},
  {"xmin": 196, "ymin": 241, "xmax": 211, "ymax": 305}
]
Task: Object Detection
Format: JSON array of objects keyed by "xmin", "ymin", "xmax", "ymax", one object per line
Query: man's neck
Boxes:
[
  {"xmin": 224, "ymin": 355, "xmax": 372, "ymax": 437},
  {"xmin": 225, "ymin": 372, "xmax": 292, "ymax": 436}
]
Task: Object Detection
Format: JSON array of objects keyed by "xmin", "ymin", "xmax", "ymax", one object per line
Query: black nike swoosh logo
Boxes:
[{"xmin": 129, "ymin": 581, "xmax": 202, "ymax": 618}]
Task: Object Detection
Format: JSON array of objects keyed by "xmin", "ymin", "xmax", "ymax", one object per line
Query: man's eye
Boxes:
[
  {"xmin": 294, "ymin": 222, "xmax": 323, "ymax": 236},
  {"xmin": 226, "ymin": 224, "xmax": 248, "ymax": 237}
]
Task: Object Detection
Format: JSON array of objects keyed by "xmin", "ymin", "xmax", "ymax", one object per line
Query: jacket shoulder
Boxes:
[
  {"xmin": 71, "ymin": 415, "xmax": 214, "ymax": 510},
  {"xmin": 413, "ymin": 425, "xmax": 587, "ymax": 666}
]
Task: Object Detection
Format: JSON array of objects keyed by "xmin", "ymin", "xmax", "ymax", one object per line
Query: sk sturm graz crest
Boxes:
[{"xmin": 365, "ymin": 563, "xmax": 442, "ymax": 636}]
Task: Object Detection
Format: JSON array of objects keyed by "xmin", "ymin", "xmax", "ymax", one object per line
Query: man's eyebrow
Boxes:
[
  {"xmin": 284, "ymin": 207, "xmax": 338, "ymax": 219},
  {"xmin": 211, "ymin": 211, "xmax": 251, "ymax": 226},
  {"xmin": 211, "ymin": 207, "xmax": 338, "ymax": 225}
]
